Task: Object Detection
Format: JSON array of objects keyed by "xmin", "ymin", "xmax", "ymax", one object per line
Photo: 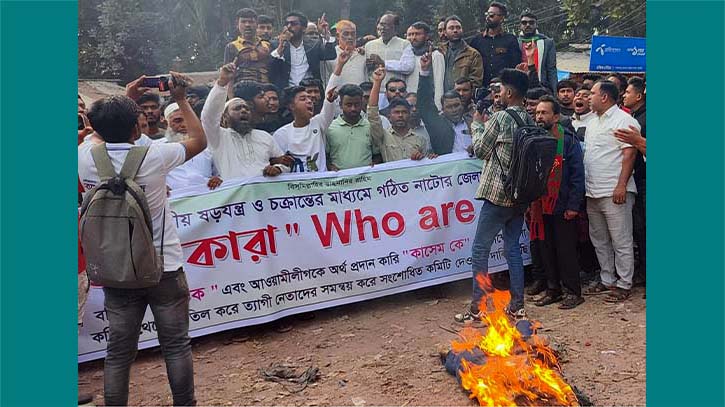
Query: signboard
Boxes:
[{"xmin": 589, "ymin": 35, "xmax": 646, "ymax": 72}]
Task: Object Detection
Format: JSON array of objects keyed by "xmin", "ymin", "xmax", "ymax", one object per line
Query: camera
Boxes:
[
  {"xmin": 474, "ymin": 87, "xmax": 492, "ymax": 114},
  {"xmin": 141, "ymin": 76, "xmax": 172, "ymax": 91}
]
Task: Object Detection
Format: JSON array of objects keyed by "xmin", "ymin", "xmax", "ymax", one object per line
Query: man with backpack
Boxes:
[
  {"xmin": 456, "ymin": 68, "xmax": 546, "ymax": 323},
  {"xmin": 78, "ymin": 71, "xmax": 205, "ymax": 406}
]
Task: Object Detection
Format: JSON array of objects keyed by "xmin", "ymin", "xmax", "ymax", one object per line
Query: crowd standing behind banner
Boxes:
[{"xmin": 77, "ymin": 4, "xmax": 646, "ymax": 405}]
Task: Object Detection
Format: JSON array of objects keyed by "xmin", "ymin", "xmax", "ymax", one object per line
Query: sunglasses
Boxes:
[
  {"xmin": 521, "ymin": 20, "xmax": 536, "ymax": 25},
  {"xmin": 387, "ymin": 87, "xmax": 406, "ymax": 93}
]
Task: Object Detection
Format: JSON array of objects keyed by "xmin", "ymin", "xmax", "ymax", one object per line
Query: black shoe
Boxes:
[
  {"xmin": 526, "ymin": 279, "xmax": 547, "ymax": 296},
  {"xmin": 534, "ymin": 292, "xmax": 562, "ymax": 306},
  {"xmin": 78, "ymin": 393, "xmax": 94, "ymax": 405},
  {"xmin": 558, "ymin": 294, "xmax": 585, "ymax": 309}
]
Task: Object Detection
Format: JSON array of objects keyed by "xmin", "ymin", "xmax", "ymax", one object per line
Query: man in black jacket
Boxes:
[
  {"xmin": 417, "ymin": 51, "xmax": 471, "ymax": 155},
  {"xmin": 270, "ymin": 11, "xmax": 337, "ymax": 90},
  {"xmin": 529, "ymin": 95, "xmax": 586, "ymax": 309},
  {"xmin": 517, "ymin": 11, "xmax": 558, "ymax": 94},
  {"xmin": 468, "ymin": 2, "xmax": 522, "ymax": 87}
]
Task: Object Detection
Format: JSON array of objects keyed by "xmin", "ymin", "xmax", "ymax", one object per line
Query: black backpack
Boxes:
[{"xmin": 492, "ymin": 109, "xmax": 558, "ymax": 204}]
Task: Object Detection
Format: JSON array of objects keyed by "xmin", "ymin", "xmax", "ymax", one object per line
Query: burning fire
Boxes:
[{"xmin": 450, "ymin": 275, "xmax": 579, "ymax": 406}]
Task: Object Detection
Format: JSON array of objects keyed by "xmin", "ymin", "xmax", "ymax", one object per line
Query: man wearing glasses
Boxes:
[
  {"xmin": 467, "ymin": 2, "xmax": 522, "ymax": 87},
  {"xmin": 517, "ymin": 11, "xmax": 558, "ymax": 94},
  {"xmin": 270, "ymin": 12, "xmax": 337, "ymax": 89}
]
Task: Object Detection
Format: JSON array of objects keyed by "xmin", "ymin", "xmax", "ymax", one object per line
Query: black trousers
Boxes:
[
  {"xmin": 633, "ymin": 179, "xmax": 646, "ymax": 281},
  {"xmin": 537, "ymin": 214, "xmax": 582, "ymax": 297}
]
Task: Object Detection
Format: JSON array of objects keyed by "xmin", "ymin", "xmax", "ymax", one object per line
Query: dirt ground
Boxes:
[{"xmin": 78, "ymin": 279, "xmax": 646, "ymax": 406}]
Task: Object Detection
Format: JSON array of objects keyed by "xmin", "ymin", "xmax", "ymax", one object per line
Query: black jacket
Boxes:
[
  {"xmin": 270, "ymin": 39, "xmax": 337, "ymax": 89},
  {"xmin": 417, "ymin": 73, "xmax": 456, "ymax": 154}
]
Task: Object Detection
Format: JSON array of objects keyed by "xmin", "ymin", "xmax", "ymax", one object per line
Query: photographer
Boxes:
[{"xmin": 78, "ymin": 71, "xmax": 205, "ymax": 406}]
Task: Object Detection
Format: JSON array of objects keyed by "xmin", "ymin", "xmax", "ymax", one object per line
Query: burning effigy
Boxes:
[{"xmin": 440, "ymin": 275, "xmax": 591, "ymax": 406}]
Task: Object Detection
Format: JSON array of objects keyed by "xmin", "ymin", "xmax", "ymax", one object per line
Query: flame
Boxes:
[{"xmin": 451, "ymin": 274, "xmax": 579, "ymax": 406}]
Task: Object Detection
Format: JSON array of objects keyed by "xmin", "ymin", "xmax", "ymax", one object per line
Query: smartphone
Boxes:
[
  {"xmin": 78, "ymin": 114, "xmax": 85, "ymax": 130},
  {"xmin": 141, "ymin": 76, "xmax": 171, "ymax": 91}
]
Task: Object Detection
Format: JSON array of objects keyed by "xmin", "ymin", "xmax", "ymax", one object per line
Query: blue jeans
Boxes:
[
  {"xmin": 102, "ymin": 269, "xmax": 195, "ymax": 406},
  {"xmin": 470, "ymin": 199, "xmax": 527, "ymax": 313}
]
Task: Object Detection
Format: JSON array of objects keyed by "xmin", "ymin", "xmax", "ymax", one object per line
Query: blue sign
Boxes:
[{"xmin": 589, "ymin": 35, "xmax": 646, "ymax": 72}]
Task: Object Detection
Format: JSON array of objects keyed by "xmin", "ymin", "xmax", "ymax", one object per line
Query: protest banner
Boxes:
[
  {"xmin": 78, "ymin": 153, "xmax": 531, "ymax": 362},
  {"xmin": 589, "ymin": 35, "xmax": 646, "ymax": 72}
]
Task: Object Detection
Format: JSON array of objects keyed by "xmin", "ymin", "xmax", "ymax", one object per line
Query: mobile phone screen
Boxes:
[{"xmin": 141, "ymin": 77, "xmax": 161, "ymax": 88}]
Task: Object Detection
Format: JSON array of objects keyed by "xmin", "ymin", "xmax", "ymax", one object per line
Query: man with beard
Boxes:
[
  {"xmin": 517, "ymin": 12, "xmax": 558, "ymax": 94},
  {"xmin": 368, "ymin": 67, "xmax": 431, "ymax": 163},
  {"xmin": 468, "ymin": 2, "xmax": 522, "ymax": 88},
  {"xmin": 325, "ymin": 84, "xmax": 373, "ymax": 170},
  {"xmin": 379, "ymin": 78, "xmax": 407, "ymax": 117},
  {"xmin": 224, "ymin": 8, "xmax": 273, "ymax": 85},
  {"xmin": 273, "ymin": 49, "xmax": 347, "ymax": 172},
  {"xmin": 571, "ymin": 85, "xmax": 595, "ymax": 140},
  {"xmin": 556, "ymin": 79, "xmax": 577, "ymax": 117},
  {"xmin": 270, "ymin": 11, "xmax": 337, "ymax": 89},
  {"xmin": 405, "ymin": 22, "xmax": 444, "ymax": 111},
  {"xmin": 417, "ymin": 48, "xmax": 472, "ymax": 155},
  {"xmin": 440, "ymin": 16, "xmax": 483, "ymax": 91},
  {"xmin": 455, "ymin": 68, "xmax": 532, "ymax": 323},
  {"xmin": 136, "ymin": 94, "xmax": 165, "ymax": 139},
  {"xmin": 257, "ymin": 15, "xmax": 275, "ymax": 42},
  {"xmin": 201, "ymin": 63, "xmax": 291, "ymax": 180},
  {"xmin": 158, "ymin": 103, "xmax": 221, "ymax": 192},
  {"xmin": 528, "ymin": 95, "xmax": 585, "ymax": 310},
  {"xmin": 437, "ymin": 19, "xmax": 447, "ymax": 45},
  {"xmin": 525, "ymin": 86, "xmax": 550, "ymax": 118}
]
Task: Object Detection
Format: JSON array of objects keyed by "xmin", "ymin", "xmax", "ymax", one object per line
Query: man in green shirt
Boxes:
[{"xmin": 326, "ymin": 84, "xmax": 373, "ymax": 170}]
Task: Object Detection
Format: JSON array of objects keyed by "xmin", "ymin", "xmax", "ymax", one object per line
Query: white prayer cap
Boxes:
[
  {"xmin": 164, "ymin": 103, "xmax": 180, "ymax": 120},
  {"xmin": 224, "ymin": 97, "xmax": 243, "ymax": 110}
]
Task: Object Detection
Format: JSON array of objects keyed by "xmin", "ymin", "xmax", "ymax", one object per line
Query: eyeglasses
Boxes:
[
  {"xmin": 387, "ymin": 87, "xmax": 406, "ymax": 93},
  {"xmin": 520, "ymin": 20, "xmax": 536, "ymax": 25},
  {"xmin": 285, "ymin": 20, "xmax": 302, "ymax": 26}
]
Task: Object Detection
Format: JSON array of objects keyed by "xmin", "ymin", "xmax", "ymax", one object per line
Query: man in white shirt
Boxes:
[
  {"xmin": 405, "ymin": 22, "xmax": 444, "ymax": 111},
  {"xmin": 160, "ymin": 103, "xmax": 221, "ymax": 192},
  {"xmin": 273, "ymin": 50, "xmax": 347, "ymax": 172},
  {"xmin": 201, "ymin": 63, "xmax": 292, "ymax": 181},
  {"xmin": 270, "ymin": 11, "xmax": 337, "ymax": 89},
  {"xmin": 78, "ymin": 72, "xmax": 205, "ymax": 407},
  {"xmin": 582, "ymin": 80, "xmax": 640, "ymax": 303}
]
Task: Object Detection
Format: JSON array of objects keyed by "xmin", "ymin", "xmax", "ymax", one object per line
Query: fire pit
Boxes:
[{"xmin": 440, "ymin": 275, "xmax": 592, "ymax": 406}]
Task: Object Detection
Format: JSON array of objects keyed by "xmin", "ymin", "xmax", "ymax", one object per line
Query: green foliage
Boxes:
[{"xmin": 78, "ymin": 0, "xmax": 645, "ymax": 80}]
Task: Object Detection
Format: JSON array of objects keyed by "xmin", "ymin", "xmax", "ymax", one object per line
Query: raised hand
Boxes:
[
  {"xmin": 371, "ymin": 66, "xmax": 386, "ymax": 83},
  {"xmin": 125, "ymin": 75, "xmax": 150, "ymax": 101},
  {"xmin": 218, "ymin": 61, "xmax": 236, "ymax": 87},
  {"xmin": 326, "ymin": 86, "xmax": 339, "ymax": 103},
  {"xmin": 168, "ymin": 71, "xmax": 193, "ymax": 101}
]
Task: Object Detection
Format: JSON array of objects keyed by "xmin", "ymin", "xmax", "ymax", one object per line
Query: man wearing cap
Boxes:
[
  {"xmin": 201, "ymin": 63, "xmax": 293, "ymax": 180},
  {"xmin": 159, "ymin": 102, "xmax": 221, "ymax": 192}
]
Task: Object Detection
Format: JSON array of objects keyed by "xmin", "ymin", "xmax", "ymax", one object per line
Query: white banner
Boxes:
[{"xmin": 78, "ymin": 153, "xmax": 531, "ymax": 362}]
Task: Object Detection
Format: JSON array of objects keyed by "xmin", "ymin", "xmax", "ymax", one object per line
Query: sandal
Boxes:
[
  {"xmin": 534, "ymin": 292, "xmax": 562, "ymax": 306},
  {"xmin": 604, "ymin": 288, "xmax": 631, "ymax": 303},
  {"xmin": 583, "ymin": 282, "xmax": 613, "ymax": 295},
  {"xmin": 558, "ymin": 295, "xmax": 585, "ymax": 309}
]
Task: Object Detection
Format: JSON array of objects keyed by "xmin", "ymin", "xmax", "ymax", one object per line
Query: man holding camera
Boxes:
[
  {"xmin": 455, "ymin": 68, "xmax": 533, "ymax": 323},
  {"xmin": 79, "ymin": 72, "xmax": 204, "ymax": 406}
]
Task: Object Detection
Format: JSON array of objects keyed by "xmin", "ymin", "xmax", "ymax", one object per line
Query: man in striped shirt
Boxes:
[{"xmin": 455, "ymin": 68, "xmax": 532, "ymax": 323}]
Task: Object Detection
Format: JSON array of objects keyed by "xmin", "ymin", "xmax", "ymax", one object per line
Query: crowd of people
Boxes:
[{"xmin": 77, "ymin": 3, "xmax": 646, "ymax": 405}]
